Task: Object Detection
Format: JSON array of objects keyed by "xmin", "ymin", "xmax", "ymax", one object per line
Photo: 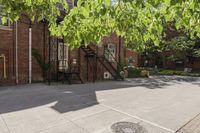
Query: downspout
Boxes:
[
  {"xmin": 43, "ymin": 21, "xmax": 46, "ymax": 81},
  {"xmin": 15, "ymin": 22, "xmax": 19, "ymax": 84},
  {"xmin": 13, "ymin": 24, "xmax": 15, "ymax": 77},
  {"xmin": 43, "ymin": 22, "xmax": 46, "ymax": 66},
  {"xmin": 119, "ymin": 36, "xmax": 121, "ymax": 62},
  {"xmin": 28, "ymin": 22, "xmax": 32, "ymax": 84}
]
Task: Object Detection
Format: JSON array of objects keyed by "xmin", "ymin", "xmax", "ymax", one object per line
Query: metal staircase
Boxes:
[{"xmin": 81, "ymin": 46, "xmax": 124, "ymax": 81}]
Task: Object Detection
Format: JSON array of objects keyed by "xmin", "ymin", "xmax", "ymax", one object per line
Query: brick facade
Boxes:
[
  {"xmin": 1, "ymin": 14, "xmax": 199, "ymax": 86},
  {"xmin": 67, "ymin": 33, "xmax": 125, "ymax": 82},
  {"xmin": 0, "ymin": 15, "xmax": 49, "ymax": 85},
  {"xmin": 0, "ymin": 25, "xmax": 15, "ymax": 84},
  {"xmin": 124, "ymin": 49, "xmax": 141, "ymax": 67},
  {"xmin": 140, "ymin": 51, "xmax": 200, "ymax": 70},
  {"xmin": 0, "ymin": 15, "xmax": 127, "ymax": 85}
]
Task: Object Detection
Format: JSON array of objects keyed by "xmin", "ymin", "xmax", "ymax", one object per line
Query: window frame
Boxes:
[
  {"xmin": 105, "ymin": 43, "xmax": 116, "ymax": 62},
  {"xmin": 111, "ymin": 0, "xmax": 118, "ymax": 6},
  {"xmin": 58, "ymin": 42, "xmax": 69, "ymax": 71},
  {"xmin": 67, "ymin": 0, "xmax": 75, "ymax": 9},
  {"xmin": 0, "ymin": 5, "xmax": 11, "ymax": 30},
  {"xmin": 0, "ymin": 16, "xmax": 10, "ymax": 28}
]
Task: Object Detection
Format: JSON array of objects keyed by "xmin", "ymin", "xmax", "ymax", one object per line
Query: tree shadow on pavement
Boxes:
[{"xmin": 0, "ymin": 76, "xmax": 199, "ymax": 114}]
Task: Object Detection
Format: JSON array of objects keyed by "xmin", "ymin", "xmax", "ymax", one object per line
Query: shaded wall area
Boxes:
[
  {"xmin": 124, "ymin": 49, "xmax": 141, "ymax": 67},
  {"xmin": 0, "ymin": 25, "xmax": 15, "ymax": 84},
  {"xmin": 0, "ymin": 15, "xmax": 49, "ymax": 85},
  {"xmin": 69, "ymin": 33, "xmax": 125, "ymax": 82}
]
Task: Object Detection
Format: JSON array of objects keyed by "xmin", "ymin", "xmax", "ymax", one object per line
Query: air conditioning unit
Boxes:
[{"xmin": 104, "ymin": 72, "xmax": 112, "ymax": 79}]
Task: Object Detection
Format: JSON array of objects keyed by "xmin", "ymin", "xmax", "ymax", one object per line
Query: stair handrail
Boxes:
[{"xmin": 81, "ymin": 45, "xmax": 124, "ymax": 80}]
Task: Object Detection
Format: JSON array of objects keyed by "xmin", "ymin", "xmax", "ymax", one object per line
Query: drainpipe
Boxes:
[
  {"xmin": 28, "ymin": 22, "xmax": 32, "ymax": 84},
  {"xmin": 15, "ymin": 22, "xmax": 19, "ymax": 84},
  {"xmin": 119, "ymin": 36, "xmax": 121, "ymax": 62}
]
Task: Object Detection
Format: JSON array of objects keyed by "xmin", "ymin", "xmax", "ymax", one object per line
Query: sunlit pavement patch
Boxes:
[{"xmin": 111, "ymin": 121, "xmax": 148, "ymax": 133}]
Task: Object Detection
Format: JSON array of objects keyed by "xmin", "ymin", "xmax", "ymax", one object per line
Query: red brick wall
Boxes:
[
  {"xmin": 17, "ymin": 16, "xmax": 29, "ymax": 83},
  {"xmin": 32, "ymin": 21, "xmax": 49, "ymax": 81},
  {"xmin": 17, "ymin": 15, "xmax": 49, "ymax": 83},
  {"xmin": 0, "ymin": 15, "xmax": 49, "ymax": 85},
  {"xmin": 102, "ymin": 34, "xmax": 124, "ymax": 62},
  {"xmin": 69, "ymin": 33, "xmax": 124, "ymax": 82},
  {"xmin": 0, "ymin": 26, "xmax": 15, "ymax": 83},
  {"xmin": 193, "ymin": 59, "xmax": 200, "ymax": 70},
  {"xmin": 125, "ymin": 49, "xmax": 140, "ymax": 67},
  {"xmin": 1, "ymin": 17, "xmax": 125, "ymax": 85}
]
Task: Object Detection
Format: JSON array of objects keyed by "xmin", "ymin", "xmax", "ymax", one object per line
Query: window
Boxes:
[
  {"xmin": 50, "ymin": 38, "xmax": 58, "ymax": 61},
  {"xmin": 58, "ymin": 42, "xmax": 69, "ymax": 71},
  {"xmin": 67, "ymin": 0, "xmax": 75, "ymax": 9},
  {"xmin": 111, "ymin": 0, "xmax": 118, "ymax": 6},
  {"xmin": 128, "ymin": 56, "xmax": 135, "ymax": 67},
  {"xmin": 104, "ymin": 43, "xmax": 116, "ymax": 62},
  {"xmin": 0, "ymin": 17, "xmax": 9, "ymax": 27},
  {"xmin": 57, "ymin": 0, "xmax": 75, "ymax": 11},
  {"xmin": 0, "ymin": 5, "xmax": 10, "ymax": 27}
]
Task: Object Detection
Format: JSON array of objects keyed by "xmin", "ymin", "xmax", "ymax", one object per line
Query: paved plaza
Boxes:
[{"xmin": 0, "ymin": 76, "xmax": 200, "ymax": 133}]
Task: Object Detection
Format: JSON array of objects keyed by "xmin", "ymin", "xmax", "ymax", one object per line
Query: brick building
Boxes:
[
  {"xmin": 140, "ymin": 27, "xmax": 200, "ymax": 70},
  {"xmin": 0, "ymin": 12, "xmax": 140, "ymax": 85},
  {"xmin": 0, "ymin": 14, "xmax": 49, "ymax": 85}
]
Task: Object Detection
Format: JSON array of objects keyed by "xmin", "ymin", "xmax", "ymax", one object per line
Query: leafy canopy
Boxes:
[{"xmin": 0, "ymin": 0, "xmax": 199, "ymax": 50}]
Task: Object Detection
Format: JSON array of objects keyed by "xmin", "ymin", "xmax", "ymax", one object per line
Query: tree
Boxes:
[
  {"xmin": 0, "ymin": 0, "xmax": 68, "ymax": 24},
  {"xmin": 0, "ymin": 0, "xmax": 199, "ymax": 50},
  {"xmin": 161, "ymin": 36, "xmax": 200, "ymax": 67}
]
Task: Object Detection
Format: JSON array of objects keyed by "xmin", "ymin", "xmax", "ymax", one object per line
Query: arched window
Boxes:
[{"xmin": 104, "ymin": 43, "xmax": 116, "ymax": 62}]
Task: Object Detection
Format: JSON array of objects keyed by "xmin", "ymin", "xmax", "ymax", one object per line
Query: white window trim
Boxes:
[
  {"xmin": 68, "ymin": 0, "xmax": 75, "ymax": 8},
  {"xmin": 0, "ymin": 18, "xmax": 11, "ymax": 31},
  {"xmin": 58, "ymin": 42, "xmax": 69, "ymax": 71},
  {"xmin": 106, "ymin": 43, "xmax": 116, "ymax": 62},
  {"xmin": 72, "ymin": 0, "xmax": 75, "ymax": 7},
  {"xmin": 0, "ymin": 5, "xmax": 11, "ymax": 30},
  {"xmin": 0, "ymin": 18, "xmax": 10, "ymax": 27},
  {"xmin": 111, "ymin": 0, "xmax": 118, "ymax": 6}
]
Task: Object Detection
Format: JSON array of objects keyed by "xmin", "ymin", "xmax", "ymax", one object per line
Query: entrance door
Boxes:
[{"xmin": 58, "ymin": 41, "xmax": 69, "ymax": 71}]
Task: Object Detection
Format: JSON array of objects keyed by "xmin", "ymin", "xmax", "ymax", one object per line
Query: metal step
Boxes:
[{"xmin": 81, "ymin": 46, "xmax": 124, "ymax": 80}]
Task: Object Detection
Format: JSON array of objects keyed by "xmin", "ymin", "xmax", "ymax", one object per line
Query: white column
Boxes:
[
  {"xmin": 16, "ymin": 22, "xmax": 19, "ymax": 84},
  {"xmin": 29, "ymin": 27, "xmax": 32, "ymax": 84}
]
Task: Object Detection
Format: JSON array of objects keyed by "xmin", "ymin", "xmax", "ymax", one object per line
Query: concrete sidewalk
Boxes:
[
  {"xmin": 0, "ymin": 76, "xmax": 200, "ymax": 133},
  {"xmin": 176, "ymin": 113, "xmax": 200, "ymax": 133}
]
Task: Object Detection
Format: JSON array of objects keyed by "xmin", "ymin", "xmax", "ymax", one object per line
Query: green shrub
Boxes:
[
  {"xmin": 140, "ymin": 70, "xmax": 150, "ymax": 78},
  {"xmin": 127, "ymin": 67, "xmax": 149, "ymax": 78},
  {"xmin": 138, "ymin": 67, "xmax": 200, "ymax": 77},
  {"xmin": 32, "ymin": 48, "xmax": 51, "ymax": 81},
  {"xmin": 127, "ymin": 67, "xmax": 141, "ymax": 78}
]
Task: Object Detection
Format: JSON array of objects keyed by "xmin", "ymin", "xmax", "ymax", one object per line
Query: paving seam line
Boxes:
[
  {"xmin": 1, "ymin": 115, "xmax": 11, "ymax": 133},
  {"xmin": 175, "ymin": 112, "xmax": 200, "ymax": 133},
  {"xmin": 100, "ymin": 104, "xmax": 175, "ymax": 133},
  {"xmin": 36, "ymin": 121, "xmax": 71, "ymax": 133},
  {"xmin": 65, "ymin": 118, "xmax": 90, "ymax": 133},
  {"xmin": 70, "ymin": 109, "xmax": 111, "ymax": 121}
]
